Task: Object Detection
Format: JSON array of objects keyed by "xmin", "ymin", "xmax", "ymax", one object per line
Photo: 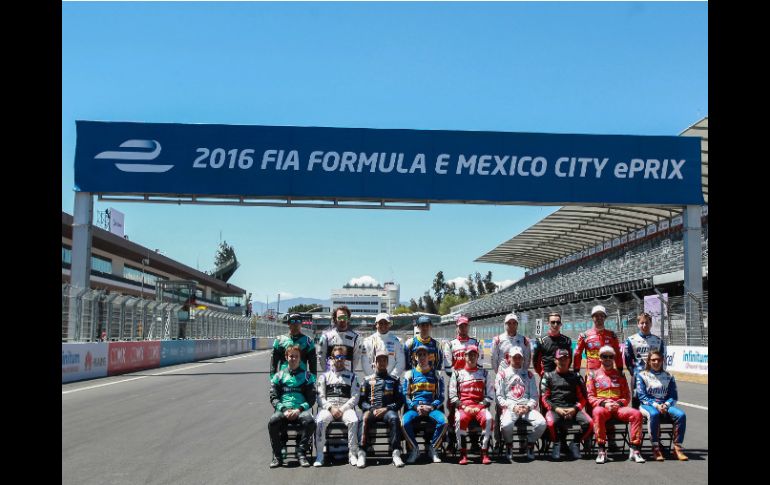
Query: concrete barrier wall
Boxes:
[
  {"xmin": 65, "ymin": 337, "xmax": 704, "ymax": 384},
  {"xmin": 62, "ymin": 338, "xmax": 258, "ymax": 384}
]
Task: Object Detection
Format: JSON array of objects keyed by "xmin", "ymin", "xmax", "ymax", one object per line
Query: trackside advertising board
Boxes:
[
  {"xmin": 74, "ymin": 121, "xmax": 703, "ymax": 205},
  {"xmin": 666, "ymin": 345, "xmax": 708, "ymax": 375},
  {"xmin": 107, "ymin": 341, "xmax": 161, "ymax": 375},
  {"xmin": 62, "ymin": 343, "xmax": 109, "ymax": 383},
  {"xmin": 160, "ymin": 340, "xmax": 196, "ymax": 366}
]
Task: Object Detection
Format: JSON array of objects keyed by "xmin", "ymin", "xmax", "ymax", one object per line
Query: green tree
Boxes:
[
  {"xmin": 458, "ymin": 286, "xmax": 468, "ymax": 299},
  {"xmin": 467, "ymin": 274, "xmax": 478, "ymax": 299},
  {"xmin": 214, "ymin": 240, "xmax": 236, "ymax": 267},
  {"xmin": 432, "ymin": 271, "xmax": 446, "ymax": 307},
  {"xmin": 444, "ymin": 282, "xmax": 457, "ymax": 297},
  {"xmin": 287, "ymin": 303, "xmax": 322, "ymax": 314},
  {"xmin": 483, "ymin": 271, "xmax": 498, "ymax": 294},
  {"xmin": 439, "ymin": 294, "xmax": 470, "ymax": 315},
  {"xmin": 393, "ymin": 305, "xmax": 411, "ymax": 315},
  {"xmin": 474, "ymin": 272, "xmax": 485, "ymax": 296},
  {"xmin": 418, "ymin": 297, "xmax": 426, "ymax": 311},
  {"xmin": 409, "ymin": 298, "xmax": 419, "ymax": 312},
  {"xmin": 422, "ymin": 292, "xmax": 438, "ymax": 314}
]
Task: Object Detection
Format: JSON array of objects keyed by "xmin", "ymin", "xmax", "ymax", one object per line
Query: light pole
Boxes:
[{"xmin": 140, "ymin": 257, "xmax": 150, "ymax": 299}]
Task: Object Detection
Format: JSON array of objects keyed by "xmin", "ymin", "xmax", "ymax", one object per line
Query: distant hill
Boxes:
[{"xmin": 251, "ymin": 297, "xmax": 331, "ymax": 314}]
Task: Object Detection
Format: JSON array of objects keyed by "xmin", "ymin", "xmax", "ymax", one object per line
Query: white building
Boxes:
[{"xmin": 331, "ymin": 281, "xmax": 400, "ymax": 314}]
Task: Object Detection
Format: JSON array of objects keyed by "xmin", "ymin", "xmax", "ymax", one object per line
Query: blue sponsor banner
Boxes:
[
  {"xmin": 74, "ymin": 121, "xmax": 703, "ymax": 205},
  {"xmin": 160, "ymin": 340, "xmax": 196, "ymax": 366}
]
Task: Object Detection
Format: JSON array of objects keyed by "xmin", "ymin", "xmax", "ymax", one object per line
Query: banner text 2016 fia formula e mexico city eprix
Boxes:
[{"xmin": 74, "ymin": 121, "xmax": 703, "ymax": 206}]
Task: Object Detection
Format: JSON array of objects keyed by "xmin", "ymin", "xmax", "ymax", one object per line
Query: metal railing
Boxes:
[
  {"xmin": 451, "ymin": 291, "xmax": 708, "ymax": 347},
  {"xmin": 245, "ymin": 290, "xmax": 707, "ymax": 349},
  {"xmin": 128, "ymin": 289, "xmax": 705, "ymax": 348},
  {"xmin": 62, "ymin": 285, "xmax": 251, "ymax": 342}
]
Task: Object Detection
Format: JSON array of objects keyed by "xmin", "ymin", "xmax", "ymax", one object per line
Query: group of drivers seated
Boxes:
[{"xmin": 267, "ymin": 305, "xmax": 689, "ymax": 468}]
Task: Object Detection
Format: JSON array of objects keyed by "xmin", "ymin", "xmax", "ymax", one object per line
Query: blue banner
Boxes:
[
  {"xmin": 74, "ymin": 121, "xmax": 703, "ymax": 205},
  {"xmin": 160, "ymin": 340, "xmax": 196, "ymax": 366}
]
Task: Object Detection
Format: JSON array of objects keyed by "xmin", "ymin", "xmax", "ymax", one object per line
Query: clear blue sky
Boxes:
[{"xmin": 61, "ymin": 1, "xmax": 708, "ymax": 306}]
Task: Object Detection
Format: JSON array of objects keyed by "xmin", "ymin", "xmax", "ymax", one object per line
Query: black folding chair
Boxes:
[
  {"xmin": 641, "ymin": 414, "xmax": 675, "ymax": 454},
  {"xmin": 588, "ymin": 418, "xmax": 629, "ymax": 456}
]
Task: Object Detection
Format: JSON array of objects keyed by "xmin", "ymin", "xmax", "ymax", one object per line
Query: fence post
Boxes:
[
  {"xmin": 62, "ymin": 285, "xmax": 70, "ymax": 342},
  {"xmin": 71, "ymin": 287, "xmax": 89, "ymax": 341},
  {"xmin": 69, "ymin": 192, "xmax": 94, "ymax": 341},
  {"xmin": 686, "ymin": 292, "xmax": 703, "ymax": 346},
  {"xmin": 655, "ymin": 290, "xmax": 668, "ymax": 345}
]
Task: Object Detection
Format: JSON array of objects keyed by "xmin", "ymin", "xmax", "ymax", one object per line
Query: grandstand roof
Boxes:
[
  {"xmin": 62, "ymin": 211, "xmax": 246, "ymax": 296},
  {"xmin": 476, "ymin": 117, "xmax": 708, "ymax": 269}
]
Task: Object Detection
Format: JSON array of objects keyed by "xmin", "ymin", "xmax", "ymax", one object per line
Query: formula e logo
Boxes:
[{"xmin": 95, "ymin": 139, "xmax": 173, "ymax": 173}]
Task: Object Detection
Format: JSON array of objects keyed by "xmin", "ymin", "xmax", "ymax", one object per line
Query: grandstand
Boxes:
[
  {"xmin": 465, "ymin": 215, "xmax": 707, "ymax": 316},
  {"xmin": 454, "ymin": 117, "xmax": 709, "ymax": 347}
]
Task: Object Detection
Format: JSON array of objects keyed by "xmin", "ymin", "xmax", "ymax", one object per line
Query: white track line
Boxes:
[
  {"xmin": 677, "ymin": 401, "xmax": 708, "ymax": 411},
  {"xmin": 62, "ymin": 350, "xmax": 271, "ymax": 395}
]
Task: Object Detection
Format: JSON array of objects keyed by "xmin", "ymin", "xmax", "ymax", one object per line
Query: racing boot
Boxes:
[
  {"xmin": 427, "ymin": 446, "xmax": 442, "ymax": 463},
  {"xmin": 392, "ymin": 449, "xmax": 405, "ymax": 468},
  {"xmin": 652, "ymin": 444, "xmax": 665, "ymax": 462},
  {"xmin": 595, "ymin": 445, "xmax": 607, "ymax": 464},
  {"xmin": 526, "ymin": 443, "xmax": 536, "ymax": 461},
  {"xmin": 551, "ymin": 442, "xmax": 561, "ymax": 460},
  {"xmin": 481, "ymin": 448, "xmax": 492, "ymax": 465},
  {"xmin": 569, "ymin": 441, "xmax": 581, "ymax": 459},
  {"xmin": 673, "ymin": 444, "xmax": 689, "ymax": 461},
  {"xmin": 458, "ymin": 448, "xmax": 469, "ymax": 465},
  {"xmin": 504, "ymin": 443, "xmax": 513, "ymax": 463},
  {"xmin": 405, "ymin": 446, "xmax": 419, "ymax": 464},
  {"xmin": 628, "ymin": 446, "xmax": 646, "ymax": 463}
]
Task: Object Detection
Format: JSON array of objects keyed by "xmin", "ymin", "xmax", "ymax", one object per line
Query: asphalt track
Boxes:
[{"xmin": 62, "ymin": 350, "xmax": 707, "ymax": 485}]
